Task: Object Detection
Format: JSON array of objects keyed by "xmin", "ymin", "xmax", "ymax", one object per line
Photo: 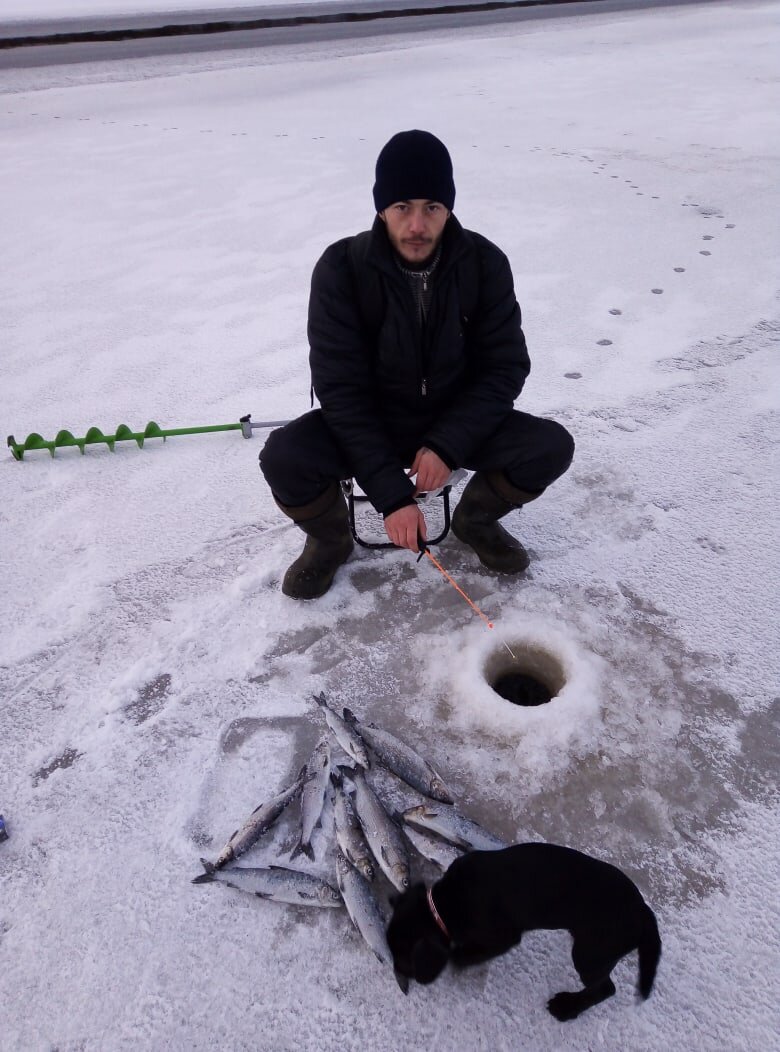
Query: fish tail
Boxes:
[
  {"xmin": 330, "ymin": 769, "xmax": 343, "ymax": 788},
  {"xmin": 291, "ymin": 839, "xmax": 314, "ymax": 861},
  {"xmin": 337, "ymin": 762, "xmax": 361, "ymax": 780},
  {"xmin": 342, "ymin": 707, "xmax": 357, "ymax": 725},
  {"xmin": 191, "ymin": 858, "xmax": 216, "ymax": 884},
  {"xmin": 312, "ymin": 692, "xmax": 327, "ymax": 707}
]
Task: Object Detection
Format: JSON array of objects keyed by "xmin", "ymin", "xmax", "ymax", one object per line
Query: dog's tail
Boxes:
[{"xmin": 637, "ymin": 906, "xmax": 662, "ymax": 1000}]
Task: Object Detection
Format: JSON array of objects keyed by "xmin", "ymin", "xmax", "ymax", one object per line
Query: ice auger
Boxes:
[{"xmin": 6, "ymin": 414, "xmax": 289, "ymax": 461}]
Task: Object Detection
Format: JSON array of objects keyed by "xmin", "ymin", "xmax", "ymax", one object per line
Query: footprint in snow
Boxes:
[
  {"xmin": 32, "ymin": 748, "xmax": 81, "ymax": 787},
  {"xmin": 125, "ymin": 673, "xmax": 172, "ymax": 725}
]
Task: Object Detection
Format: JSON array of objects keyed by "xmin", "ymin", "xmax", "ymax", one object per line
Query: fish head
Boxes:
[
  {"xmin": 322, "ymin": 885, "xmax": 342, "ymax": 906},
  {"xmin": 357, "ymin": 858, "xmax": 375, "ymax": 882},
  {"xmin": 393, "ymin": 864, "xmax": 411, "ymax": 891},
  {"xmin": 404, "ymin": 804, "xmax": 437, "ymax": 824},
  {"xmin": 429, "ymin": 778, "xmax": 454, "ymax": 804}
]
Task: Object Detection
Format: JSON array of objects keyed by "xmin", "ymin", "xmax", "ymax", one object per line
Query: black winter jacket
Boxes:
[{"xmin": 307, "ymin": 215, "xmax": 530, "ymax": 515}]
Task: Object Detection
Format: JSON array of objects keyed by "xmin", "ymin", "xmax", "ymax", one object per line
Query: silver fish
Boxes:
[
  {"xmin": 336, "ymin": 851, "xmax": 393, "ymax": 966},
  {"xmin": 343, "ymin": 708, "xmax": 453, "ymax": 803},
  {"xmin": 313, "ymin": 692, "xmax": 371, "ymax": 768},
  {"xmin": 341, "ymin": 767, "xmax": 410, "ymax": 892},
  {"xmin": 402, "ymin": 804, "xmax": 506, "ymax": 852},
  {"xmin": 401, "ymin": 823, "xmax": 465, "ymax": 871},
  {"xmin": 213, "ymin": 765, "xmax": 306, "ymax": 869},
  {"xmin": 193, "ymin": 858, "xmax": 341, "ymax": 908},
  {"xmin": 331, "ymin": 770, "xmax": 374, "ymax": 881},
  {"xmin": 292, "ymin": 736, "xmax": 331, "ymax": 861}
]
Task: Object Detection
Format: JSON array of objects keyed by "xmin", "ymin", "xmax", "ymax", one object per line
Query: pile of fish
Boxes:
[{"xmin": 193, "ymin": 692, "xmax": 506, "ymax": 971}]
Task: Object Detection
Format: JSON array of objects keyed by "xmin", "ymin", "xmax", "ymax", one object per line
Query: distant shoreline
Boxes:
[{"xmin": 0, "ymin": 0, "xmax": 614, "ymax": 50}]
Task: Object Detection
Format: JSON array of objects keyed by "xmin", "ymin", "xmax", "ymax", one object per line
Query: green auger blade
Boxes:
[
  {"xmin": 84, "ymin": 426, "xmax": 112, "ymax": 451},
  {"xmin": 7, "ymin": 420, "xmax": 244, "ymax": 461},
  {"xmin": 7, "ymin": 415, "xmax": 289, "ymax": 462}
]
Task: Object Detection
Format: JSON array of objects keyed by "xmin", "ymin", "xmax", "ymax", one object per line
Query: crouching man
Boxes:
[{"xmin": 260, "ymin": 129, "xmax": 574, "ymax": 599}]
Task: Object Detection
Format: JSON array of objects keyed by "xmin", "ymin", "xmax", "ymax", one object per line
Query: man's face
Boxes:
[{"xmin": 380, "ymin": 200, "xmax": 450, "ymax": 265}]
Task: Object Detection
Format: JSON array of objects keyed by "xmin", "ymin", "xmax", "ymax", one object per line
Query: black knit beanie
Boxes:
[{"xmin": 372, "ymin": 130, "xmax": 455, "ymax": 213}]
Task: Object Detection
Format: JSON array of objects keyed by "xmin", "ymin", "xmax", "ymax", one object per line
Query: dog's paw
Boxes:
[{"xmin": 547, "ymin": 992, "xmax": 581, "ymax": 1022}]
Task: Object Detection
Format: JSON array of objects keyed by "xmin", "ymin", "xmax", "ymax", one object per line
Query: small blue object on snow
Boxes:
[{"xmin": 0, "ymin": 815, "xmax": 8, "ymax": 842}]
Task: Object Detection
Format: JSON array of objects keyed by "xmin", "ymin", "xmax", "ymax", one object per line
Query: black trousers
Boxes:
[{"xmin": 259, "ymin": 409, "xmax": 574, "ymax": 510}]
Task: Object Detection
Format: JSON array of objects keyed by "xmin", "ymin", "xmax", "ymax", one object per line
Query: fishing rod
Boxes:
[
  {"xmin": 416, "ymin": 531, "xmax": 517, "ymax": 660},
  {"xmin": 7, "ymin": 414, "xmax": 289, "ymax": 461}
]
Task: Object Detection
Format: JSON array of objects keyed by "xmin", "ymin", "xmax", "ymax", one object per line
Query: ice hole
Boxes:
[{"xmin": 484, "ymin": 642, "xmax": 566, "ymax": 707}]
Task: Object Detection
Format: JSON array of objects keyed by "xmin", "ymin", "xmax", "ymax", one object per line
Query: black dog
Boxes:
[{"xmin": 387, "ymin": 842, "xmax": 661, "ymax": 1021}]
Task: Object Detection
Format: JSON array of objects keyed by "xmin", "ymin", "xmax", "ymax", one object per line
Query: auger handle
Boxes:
[{"xmin": 239, "ymin": 414, "xmax": 291, "ymax": 438}]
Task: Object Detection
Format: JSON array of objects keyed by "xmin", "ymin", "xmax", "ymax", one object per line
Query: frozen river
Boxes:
[{"xmin": 1, "ymin": 0, "xmax": 778, "ymax": 1048}]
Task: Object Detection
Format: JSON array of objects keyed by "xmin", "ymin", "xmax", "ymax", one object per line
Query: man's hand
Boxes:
[
  {"xmin": 408, "ymin": 447, "xmax": 450, "ymax": 495},
  {"xmin": 384, "ymin": 504, "xmax": 427, "ymax": 552}
]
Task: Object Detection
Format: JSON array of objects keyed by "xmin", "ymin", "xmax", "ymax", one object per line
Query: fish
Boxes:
[
  {"xmin": 342, "ymin": 707, "xmax": 453, "ymax": 803},
  {"xmin": 340, "ymin": 766, "xmax": 410, "ymax": 892},
  {"xmin": 402, "ymin": 803, "xmax": 507, "ymax": 852},
  {"xmin": 313, "ymin": 692, "xmax": 371, "ymax": 768},
  {"xmin": 331, "ymin": 770, "xmax": 374, "ymax": 881},
  {"xmin": 193, "ymin": 858, "xmax": 341, "ymax": 908},
  {"xmin": 213, "ymin": 765, "xmax": 306, "ymax": 869},
  {"xmin": 401, "ymin": 822, "xmax": 465, "ymax": 871},
  {"xmin": 336, "ymin": 851, "xmax": 394, "ymax": 968},
  {"xmin": 292, "ymin": 736, "xmax": 331, "ymax": 861}
]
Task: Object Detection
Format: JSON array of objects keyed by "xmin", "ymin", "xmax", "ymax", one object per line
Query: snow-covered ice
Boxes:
[{"xmin": 1, "ymin": 1, "xmax": 779, "ymax": 1048}]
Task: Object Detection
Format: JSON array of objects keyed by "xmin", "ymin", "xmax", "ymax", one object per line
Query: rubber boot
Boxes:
[
  {"xmin": 276, "ymin": 485, "xmax": 354, "ymax": 600},
  {"xmin": 451, "ymin": 471, "xmax": 536, "ymax": 573}
]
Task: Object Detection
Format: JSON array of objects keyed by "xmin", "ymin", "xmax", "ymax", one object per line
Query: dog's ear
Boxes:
[
  {"xmin": 389, "ymin": 882, "xmax": 425, "ymax": 914},
  {"xmin": 412, "ymin": 937, "xmax": 449, "ymax": 984}
]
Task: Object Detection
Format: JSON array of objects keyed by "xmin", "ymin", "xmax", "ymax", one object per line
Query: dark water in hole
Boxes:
[{"xmin": 492, "ymin": 672, "xmax": 553, "ymax": 706}]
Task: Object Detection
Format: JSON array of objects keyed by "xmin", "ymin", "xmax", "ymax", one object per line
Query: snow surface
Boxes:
[{"xmin": 1, "ymin": 0, "xmax": 779, "ymax": 1049}]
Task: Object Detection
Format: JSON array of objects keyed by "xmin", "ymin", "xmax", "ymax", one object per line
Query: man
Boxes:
[{"xmin": 260, "ymin": 130, "xmax": 574, "ymax": 600}]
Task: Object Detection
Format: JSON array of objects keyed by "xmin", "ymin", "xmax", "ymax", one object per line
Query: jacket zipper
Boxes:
[{"xmin": 421, "ymin": 272, "xmax": 432, "ymax": 396}]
